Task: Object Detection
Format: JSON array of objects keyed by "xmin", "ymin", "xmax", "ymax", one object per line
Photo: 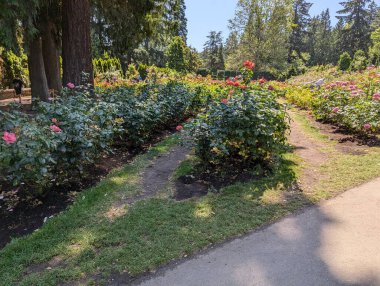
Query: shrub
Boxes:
[
  {"xmin": 126, "ymin": 64, "xmax": 140, "ymax": 80},
  {"xmin": 189, "ymin": 90, "xmax": 289, "ymax": 168},
  {"xmin": 350, "ymin": 50, "xmax": 368, "ymax": 71},
  {"xmin": 93, "ymin": 52, "xmax": 122, "ymax": 78},
  {"xmin": 196, "ymin": 68, "xmax": 210, "ymax": 77},
  {"xmin": 1, "ymin": 50, "xmax": 29, "ymax": 88},
  {"xmin": 285, "ymin": 86, "xmax": 314, "ymax": 109},
  {"xmin": 137, "ymin": 64, "xmax": 149, "ymax": 80},
  {"xmin": 369, "ymin": 43, "xmax": 380, "ymax": 66},
  {"xmin": 338, "ymin": 52, "xmax": 352, "ymax": 71},
  {"xmin": 166, "ymin": 36, "xmax": 188, "ymax": 73}
]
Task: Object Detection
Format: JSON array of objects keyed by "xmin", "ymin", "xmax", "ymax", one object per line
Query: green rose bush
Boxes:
[{"xmin": 187, "ymin": 61, "xmax": 289, "ymax": 168}]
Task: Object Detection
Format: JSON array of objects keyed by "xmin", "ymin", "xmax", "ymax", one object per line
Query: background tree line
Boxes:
[
  {"xmin": 201, "ymin": 0, "xmax": 380, "ymax": 79},
  {"xmin": 1, "ymin": 0, "xmax": 380, "ymax": 97},
  {"xmin": 0, "ymin": 0, "xmax": 192, "ymax": 100}
]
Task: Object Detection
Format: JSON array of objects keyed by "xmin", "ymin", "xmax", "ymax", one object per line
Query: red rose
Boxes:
[
  {"xmin": 243, "ymin": 61, "xmax": 255, "ymax": 70},
  {"xmin": 259, "ymin": 78, "xmax": 267, "ymax": 85}
]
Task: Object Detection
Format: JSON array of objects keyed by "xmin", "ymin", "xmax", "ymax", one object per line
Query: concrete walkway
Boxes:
[{"xmin": 134, "ymin": 178, "xmax": 380, "ymax": 286}]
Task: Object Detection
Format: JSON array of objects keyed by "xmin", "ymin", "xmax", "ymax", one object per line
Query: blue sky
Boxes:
[{"xmin": 186, "ymin": 0, "xmax": 380, "ymax": 51}]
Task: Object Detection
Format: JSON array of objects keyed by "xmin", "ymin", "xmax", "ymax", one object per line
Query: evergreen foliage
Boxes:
[
  {"xmin": 350, "ymin": 50, "xmax": 368, "ymax": 71},
  {"xmin": 338, "ymin": 52, "xmax": 352, "ymax": 71},
  {"xmin": 166, "ymin": 36, "xmax": 189, "ymax": 72}
]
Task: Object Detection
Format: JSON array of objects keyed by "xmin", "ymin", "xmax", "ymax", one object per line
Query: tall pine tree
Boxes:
[
  {"xmin": 202, "ymin": 31, "xmax": 225, "ymax": 71},
  {"xmin": 289, "ymin": 0, "xmax": 313, "ymax": 59},
  {"xmin": 337, "ymin": 0, "xmax": 372, "ymax": 54}
]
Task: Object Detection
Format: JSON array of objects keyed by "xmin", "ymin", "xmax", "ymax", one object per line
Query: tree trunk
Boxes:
[
  {"xmin": 42, "ymin": 19, "xmax": 62, "ymax": 92},
  {"xmin": 28, "ymin": 37, "xmax": 50, "ymax": 102},
  {"xmin": 62, "ymin": 0, "xmax": 93, "ymax": 86}
]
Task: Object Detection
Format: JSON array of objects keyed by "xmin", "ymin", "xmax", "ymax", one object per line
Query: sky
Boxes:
[{"xmin": 186, "ymin": 0, "xmax": 380, "ymax": 51}]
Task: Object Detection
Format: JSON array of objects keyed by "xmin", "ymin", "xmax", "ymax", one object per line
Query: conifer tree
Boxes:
[
  {"xmin": 202, "ymin": 31, "xmax": 225, "ymax": 72},
  {"xmin": 337, "ymin": 0, "xmax": 372, "ymax": 54},
  {"xmin": 289, "ymin": 0, "xmax": 313, "ymax": 58}
]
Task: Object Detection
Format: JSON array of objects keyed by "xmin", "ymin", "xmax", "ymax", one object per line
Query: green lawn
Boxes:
[{"xmin": 1, "ymin": 110, "xmax": 380, "ymax": 286}]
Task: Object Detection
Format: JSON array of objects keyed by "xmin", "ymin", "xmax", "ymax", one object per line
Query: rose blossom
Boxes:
[
  {"xmin": 50, "ymin": 125, "xmax": 62, "ymax": 133},
  {"xmin": 373, "ymin": 93, "xmax": 380, "ymax": 101},
  {"xmin": 2, "ymin": 132, "xmax": 17, "ymax": 144},
  {"xmin": 67, "ymin": 82, "xmax": 75, "ymax": 89},
  {"xmin": 332, "ymin": 107, "xmax": 340, "ymax": 113},
  {"xmin": 363, "ymin": 124, "xmax": 371, "ymax": 130}
]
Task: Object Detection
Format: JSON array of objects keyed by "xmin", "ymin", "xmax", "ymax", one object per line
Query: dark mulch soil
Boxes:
[
  {"xmin": 306, "ymin": 113, "xmax": 380, "ymax": 149},
  {"xmin": 0, "ymin": 130, "xmax": 174, "ymax": 249},
  {"xmin": 174, "ymin": 169, "xmax": 259, "ymax": 201}
]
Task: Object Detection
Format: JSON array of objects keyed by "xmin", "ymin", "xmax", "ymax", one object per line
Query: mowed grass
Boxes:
[{"xmin": 1, "ymin": 109, "xmax": 380, "ymax": 285}]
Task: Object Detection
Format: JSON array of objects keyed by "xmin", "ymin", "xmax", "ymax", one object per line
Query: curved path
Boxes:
[{"xmin": 133, "ymin": 177, "xmax": 380, "ymax": 286}]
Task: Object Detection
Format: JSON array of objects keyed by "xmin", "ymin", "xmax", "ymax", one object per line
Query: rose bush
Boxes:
[{"xmin": 188, "ymin": 85, "xmax": 289, "ymax": 168}]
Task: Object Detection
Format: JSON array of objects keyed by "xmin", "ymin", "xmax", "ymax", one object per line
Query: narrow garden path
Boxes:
[
  {"xmin": 132, "ymin": 176, "xmax": 380, "ymax": 286},
  {"xmin": 287, "ymin": 110, "xmax": 330, "ymax": 193},
  {"xmin": 105, "ymin": 145, "xmax": 190, "ymax": 220}
]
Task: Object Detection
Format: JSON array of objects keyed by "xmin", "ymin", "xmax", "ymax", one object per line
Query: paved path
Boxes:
[{"xmin": 135, "ymin": 178, "xmax": 380, "ymax": 286}]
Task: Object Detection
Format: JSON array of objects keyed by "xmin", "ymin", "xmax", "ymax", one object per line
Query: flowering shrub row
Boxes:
[
  {"xmin": 0, "ymin": 81, "xmax": 209, "ymax": 195},
  {"xmin": 283, "ymin": 67, "xmax": 380, "ymax": 134}
]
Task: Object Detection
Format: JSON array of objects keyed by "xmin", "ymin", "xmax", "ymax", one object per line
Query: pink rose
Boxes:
[
  {"xmin": 50, "ymin": 125, "xmax": 62, "ymax": 133},
  {"xmin": 363, "ymin": 124, "xmax": 371, "ymax": 130},
  {"xmin": 67, "ymin": 82, "xmax": 75, "ymax": 89},
  {"xmin": 2, "ymin": 132, "xmax": 17, "ymax": 144},
  {"xmin": 51, "ymin": 118, "xmax": 58, "ymax": 124},
  {"xmin": 332, "ymin": 107, "xmax": 339, "ymax": 113},
  {"xmin": 373, "ymin": 93, "xmax": 380, "ymax": 101},
  {"xmin": 176, "ymin": 125, "xmax": 183, "ymax": 131}
]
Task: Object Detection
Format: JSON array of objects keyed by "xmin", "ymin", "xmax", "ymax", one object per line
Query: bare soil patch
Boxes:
[
  {"xmin": 142, "ymin": 146, "xmax": 190, "ymax": 200},
  {"xmin": 288, "ymin": 111, "xmax": 330, "ymax": 193}
]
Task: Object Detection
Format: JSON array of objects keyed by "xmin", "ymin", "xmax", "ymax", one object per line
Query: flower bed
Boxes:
[
  {"xmin": 283, "ymin": 67, "xmax": 380, "ymax": 134},
  {"xmin": 0, "ymin": 81, "xmax": 209, "ymax": 196}
]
